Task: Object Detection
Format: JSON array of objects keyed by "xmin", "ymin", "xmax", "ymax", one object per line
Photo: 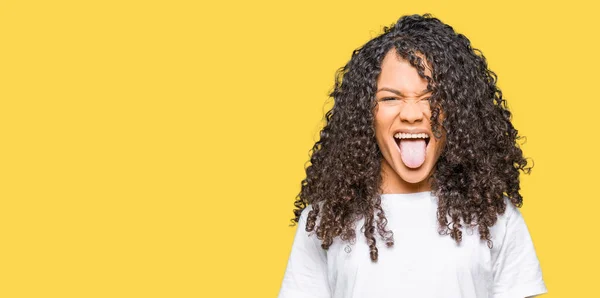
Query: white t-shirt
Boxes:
[{"xmin": 278, "ymin": 191, "xmax": 547, "ymax": 298}]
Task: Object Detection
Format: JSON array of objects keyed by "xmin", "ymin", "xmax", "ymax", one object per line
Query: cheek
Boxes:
[
  {"xmin": 432, "ymin": 135, "xmax": 447, "ymax": 157},
  {"xmin": 374, "ymin": 106, "xmax": 396, "ymax": 127},
  {"xmin": 373, "ymin": 124, "xmax": 386, "ymax": 148},
  {"xmin": 373, "ymin": 115, "xmax": 389, "ymax": 151},
  {"xmin": 374, "ymin": 111, "xmax": 390, "ymax": 138}
]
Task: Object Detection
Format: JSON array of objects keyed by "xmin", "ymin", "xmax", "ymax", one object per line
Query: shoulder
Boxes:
[
  {"xmin": 296, "ymin": 202, "xmax": 325, "ymax": 238},
  {"xmin": 494, "ymin": 197, "xmax": 520, "ymax": 227},
  {"xmin": 490, "ymin": 196, "xmax": 533, "ymax": 256},
  {"xmin": 488, "ymin": 198, "xmax": 547, "ymax": 296},
  {"xmin": 299, "ymin": 202, "xmax": 325, "ymax": 223},
  {"xmin": 300, "ymin": 203, "xmax": 314, "ymax": 218}
]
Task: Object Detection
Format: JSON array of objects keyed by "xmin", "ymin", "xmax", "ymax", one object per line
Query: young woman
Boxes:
[{"xmin": 278, "ymin": 14, "xmax": 547, "ymax": 298}]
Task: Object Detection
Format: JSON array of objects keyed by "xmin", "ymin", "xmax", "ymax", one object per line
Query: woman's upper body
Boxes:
[
  {"xmin": 279, "ymin": 191, "xmax": 547, "ymax": 298},
  {"xmin": 280, "ymin": 13, "xmax": 547, "ymax": 298}
]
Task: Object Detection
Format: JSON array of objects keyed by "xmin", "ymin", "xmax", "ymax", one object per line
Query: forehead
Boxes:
[{"xmin": 377, "ymin": 50, "xmax": 431, "ymax": 94}]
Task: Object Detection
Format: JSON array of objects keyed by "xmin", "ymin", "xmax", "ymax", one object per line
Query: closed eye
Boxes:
[{"xmin": 379, "ymin": 96, "xmax": 431, "ymax": 102}]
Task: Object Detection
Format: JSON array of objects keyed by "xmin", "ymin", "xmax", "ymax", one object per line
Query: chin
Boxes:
[{"xmin": 393, "ymin": 161, "xmax": 433, "ymax": 184}]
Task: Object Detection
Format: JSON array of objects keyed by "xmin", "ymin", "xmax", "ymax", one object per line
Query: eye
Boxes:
[{"xmin": 380, "ymin": 97, "xmax": 397, "ymax": 101}]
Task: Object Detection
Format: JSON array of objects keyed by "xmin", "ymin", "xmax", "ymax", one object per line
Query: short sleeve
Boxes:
[
  {"xmin": 278, "ymin": 205, "xmax": 331, "ymax": 298},
  {"xmin": 492, "ymin": 201, "xmax": 548, "ymax": 298}
]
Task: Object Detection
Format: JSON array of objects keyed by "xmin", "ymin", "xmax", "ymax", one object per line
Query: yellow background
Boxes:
[{"xmin": 1, "ymin": 0, "xmax": 598, "ymax": 297}]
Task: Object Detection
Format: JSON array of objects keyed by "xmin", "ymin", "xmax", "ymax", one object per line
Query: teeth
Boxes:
[{"xmin": 393, "ymin": 132, "xmax": 430, "ymax": 139}]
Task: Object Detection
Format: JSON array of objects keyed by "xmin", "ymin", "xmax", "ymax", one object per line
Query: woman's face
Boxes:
[{"xmin": 373, "ymin": 49, "xmax": 445, "ymax": 193}]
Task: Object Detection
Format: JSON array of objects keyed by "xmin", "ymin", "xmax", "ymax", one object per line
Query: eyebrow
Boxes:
[{"xmin": 376, "ymin": 87, "xmax": 430, "ymax": 97}]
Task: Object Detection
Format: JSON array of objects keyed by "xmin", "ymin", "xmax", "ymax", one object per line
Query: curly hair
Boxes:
[{"xmin": 291, "ymin": 13, "xmax": 532, "ymax": 262}]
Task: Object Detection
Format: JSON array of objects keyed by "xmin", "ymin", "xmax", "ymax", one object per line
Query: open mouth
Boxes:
[{"xmin": 393, "ymin": 132, "xmax": 430, "ymax": 168}]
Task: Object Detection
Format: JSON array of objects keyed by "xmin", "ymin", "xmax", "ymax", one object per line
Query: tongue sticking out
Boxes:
[{"xmin": 399, "ymin": 139, "xmax": 426, "ymax": 168}]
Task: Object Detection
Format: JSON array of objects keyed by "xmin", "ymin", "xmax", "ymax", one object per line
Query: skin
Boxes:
[{"xmin": 374, "ymin": 49, "xmax": 446, "ymax": 194}]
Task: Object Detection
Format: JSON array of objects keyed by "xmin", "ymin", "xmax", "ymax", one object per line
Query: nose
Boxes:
[{"xmin": 399, "ymin": 101, "xmax": 424, "ymax": 123}]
